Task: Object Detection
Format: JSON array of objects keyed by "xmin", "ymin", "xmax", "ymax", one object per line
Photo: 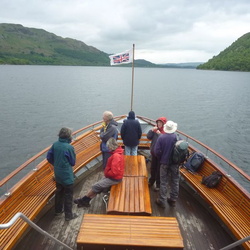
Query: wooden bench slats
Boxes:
[
  {"xmin": 1, "ymin": 192, "xmax": 54, "ymax": 246},
  {"xmin": 75, "ymin": 143, "xmax": 101, "ymax": 171},
  {"xmin": 107, "ymin": 176, "xmax": 152, "ymax": 215},
  {"xmin": 107, "ymin": 155, "xmax": 151, "ymax": 215},
  {"xmin": 124, "ymin": 155, "xmax": 148, "ymax": 177},
  {"xmin": 77, "ymin": 214, "xmax": 184, "ymax": 249},
  {"xmin": 0, "ymin": 130, "xmax": 103, "ymax": 249},
  {"xmin": 180, "ymin": 161, "xmax": 250, "ymax": 249},
  {"xmin": 73, "ymin": 131, "xmax": 100, "ymax": 154}
]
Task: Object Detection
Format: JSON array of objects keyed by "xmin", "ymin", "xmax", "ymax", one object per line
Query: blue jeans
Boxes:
[
  {"xmin": 159, "ymin": 164, "xmax": 180, "ymax": 204},
  {"xmin": 125, "ymin": 146, "xmax": 138, "ymax": 155}
]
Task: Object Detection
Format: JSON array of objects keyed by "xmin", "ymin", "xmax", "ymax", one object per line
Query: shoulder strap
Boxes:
[{"xmin": 176, "ymin": 133, "xmax": 180, "ymax": 141}]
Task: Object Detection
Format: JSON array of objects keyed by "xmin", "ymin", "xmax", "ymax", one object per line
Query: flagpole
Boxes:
[{"xmin": 131, "ymin": 44, "xmax": 135, "ymax": 111}]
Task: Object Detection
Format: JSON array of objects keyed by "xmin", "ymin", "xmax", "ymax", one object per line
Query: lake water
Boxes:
[{"xmin": 0, "ymin": 65, "xmax": 249, "ymax": 190}]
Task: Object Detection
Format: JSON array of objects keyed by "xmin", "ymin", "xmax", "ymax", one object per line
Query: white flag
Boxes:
[{"xmin": 109, "ymin": 49, "xmax": 133, "ymax": 66}]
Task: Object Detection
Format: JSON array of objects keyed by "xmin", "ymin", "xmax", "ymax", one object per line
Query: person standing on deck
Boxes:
[
  {"xmin": 154, "ymin": 121, "xmax": 179, "ymax": 208},
  {"xmin": 46, "ymin": 127, "xmax": 78, "ymax": 221},
  {"xmin": 147, "ymin": 117, "xmax": 167, "ymax": 191},
  {"xmin": 74, "ymin": 138, "xmax": 124, "ymax": 207},
  {"xmin": 100, "ymin": 111, "xmax": 119, "ymax": 169},
  {"xmin": 121, "ymin": 111, "xmax": 142, "ymax": 155}
]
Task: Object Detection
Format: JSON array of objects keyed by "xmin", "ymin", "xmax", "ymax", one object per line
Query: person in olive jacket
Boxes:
[
  {"xmin": 121, "ymin": 111, "xmax": 142, "ymax": 155},
  {"xmin": 47, "ymin": 127, "xmax": 77, "ymax": 221}
]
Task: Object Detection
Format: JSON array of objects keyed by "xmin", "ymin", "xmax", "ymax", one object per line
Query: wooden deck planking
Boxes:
[{"xmin": 14, "ymin": 163, "xmax": 243, "ymax": 250}]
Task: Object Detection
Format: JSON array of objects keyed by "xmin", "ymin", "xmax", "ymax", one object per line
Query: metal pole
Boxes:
[
  {"xmin": 0, "ymin": 212, "xmax": 73, "ymax": 250},
  {"xmin": 130, "ymin": 44, "xmax": 135, "ymax": 111},
  {"xmin": 220, "ymin": 235, "xmax": 250, "ymax": 250}
]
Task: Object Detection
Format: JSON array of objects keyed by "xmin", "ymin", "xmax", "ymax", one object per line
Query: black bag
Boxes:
[
  {"xmin": 184, "ymin": 152, "xmax": 205, "ymax": 173},
  {"xmin": 201, "ymin": 171, "xmax": 222, "ymax": 188},
  {"xmin": 171, "ymin": 140, "xmax": 189, "ymax": 165}
]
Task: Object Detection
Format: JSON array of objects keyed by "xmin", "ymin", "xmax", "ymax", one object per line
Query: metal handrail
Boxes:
[
  {"xmin": 0, "ymin": 212, "xmax": 73, "ymax": 250},
  {"xmin": 220, "ymin": 235, "xmax": 250, "ymax": 250}
]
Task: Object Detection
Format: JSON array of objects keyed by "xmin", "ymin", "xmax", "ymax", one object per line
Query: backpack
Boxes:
[
  {"xmin": 184, "ymin": 152, "xmax": 205, "ymax": 173},
  {"xmin": 171, "ymin": 140, "xmax": 189, "ymax": 165},
  {"xmin": 201, "ymin": 171, "xmax": 222, "ymax": 188}
]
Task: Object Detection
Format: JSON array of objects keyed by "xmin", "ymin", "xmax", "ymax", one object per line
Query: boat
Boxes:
[{"xmin": 0, "ymin": 114, "xmax": 249, "ymax": 250}]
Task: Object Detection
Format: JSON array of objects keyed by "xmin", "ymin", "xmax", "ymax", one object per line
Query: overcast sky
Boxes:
[{"xmin": 0, "ymin": 0, "xmax": 249, "ymax": 64}]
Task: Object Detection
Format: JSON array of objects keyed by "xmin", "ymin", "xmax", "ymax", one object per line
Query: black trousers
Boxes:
[
  {"xmin": 149, "ymin": 155, "xmax": 160, "ymax": 187},
  {"xmin": 102, "ymin": 152, "xmax": 111, "ymax": 170},
  {"xmin": 55, "ymin": 182, "xmax": 73, "ymax": 218}
]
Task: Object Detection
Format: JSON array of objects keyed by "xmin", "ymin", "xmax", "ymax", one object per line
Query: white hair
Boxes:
[{"xmin": 103, "ymin": 111, "xmax": 113, "ymax": 121}]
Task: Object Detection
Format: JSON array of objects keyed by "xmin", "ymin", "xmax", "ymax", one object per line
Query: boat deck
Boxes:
[{"xmin": 14, "ymin": 165, "xmax": 242, "ymax": 250}]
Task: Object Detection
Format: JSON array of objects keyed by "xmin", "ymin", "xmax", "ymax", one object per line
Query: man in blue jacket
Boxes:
[
  {"xmin": 47, "ymin": 127, "xmax": 77, "ymax": 221},
  {"xmin": 121, "ymin": 111, "xmax": 142, "ymax": 155},
  {"xmin": 154, "ymin": 121, "xmax": 178, "ymax": 208}
]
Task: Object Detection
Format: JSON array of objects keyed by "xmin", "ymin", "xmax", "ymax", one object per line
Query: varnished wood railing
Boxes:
[
  {"xmin": 139, "ymin": 115, "xmax": 250, "ymax": 182},
  {"xmin": 0, "ymin": 115, "xmax": 127, "ymax": 189},
  {"xmin": 176, "ymin": 130, "xmax": 250, "ymax": 181},
  {"xmin": 1, "ymin": 115, "xmax": 249, "ymax": 194}
]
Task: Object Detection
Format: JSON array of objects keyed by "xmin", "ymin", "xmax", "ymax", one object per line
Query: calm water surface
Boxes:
[{"xmin": 0, "ymin": 65, "xmax": 249, "ymax": 189}]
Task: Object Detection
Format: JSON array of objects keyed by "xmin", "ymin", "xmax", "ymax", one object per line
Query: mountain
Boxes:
[
  {"xmin": 197, "ymin": 32, "xmax": 250, "ymax": 72},
  {"xmin": 0, "ymin": 23, "xmax": 202, "ymax": 68},
  {"xmin": 160, "ymin": 62, "xmax": 203, "ymax": 68},
  {"xmin": 0, "ymin": 23, "xmax": 110, "ymax": 66}
]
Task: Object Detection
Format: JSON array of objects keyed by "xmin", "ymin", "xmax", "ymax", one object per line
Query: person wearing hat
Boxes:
[
  {"xmin": 121, "ymin": 111, "xmax": 142, "ymax": 155},
  {"xmin": 147, "ymin": 117, "xmax": 167, "ymax": 191},
  {"xmin": 154, "ymin": 120, "xmax": 179, "ymax": 208}
]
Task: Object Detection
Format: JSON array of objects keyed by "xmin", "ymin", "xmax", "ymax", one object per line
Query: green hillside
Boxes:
[
  {"xmin": 0, "ymin": 23, "xmax": 110, "ymax": 65},
  {"xmin": 0, "ymin": 23, "xmax": 204, "ymax": 68},
  {"xmin": 197, "ymin": 32, "xmax": 250, "ymax": 72}
]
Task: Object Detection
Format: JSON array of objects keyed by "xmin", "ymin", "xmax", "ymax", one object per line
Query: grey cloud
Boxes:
[{"xmin": 0, "ymin": 0, "xmax": 249, "ymax": 63}]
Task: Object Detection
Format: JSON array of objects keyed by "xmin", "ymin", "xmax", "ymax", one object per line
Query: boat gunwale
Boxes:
[
  {"xmin": 0, "ymin": 115, "xmax": 127, "ymax": 188},
  {"xmin": 1, "ymin": 115, "xmax": 249, "ymax": 196},
  {"xmin": 1, "ymin": 115, "xmax": 249, "ymax": 250}
]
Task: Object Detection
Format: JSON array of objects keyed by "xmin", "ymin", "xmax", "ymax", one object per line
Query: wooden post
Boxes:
[{"xmin": 131, "ymin": 44, "xmax": 135, "ymax": 111}]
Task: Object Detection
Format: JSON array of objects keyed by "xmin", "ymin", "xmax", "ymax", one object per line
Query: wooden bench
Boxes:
[
  {"xmin": 107, "ymin": 176, "xmax": 151, "ymax": 215},
  {"xmin": 0, "ymin": 130, "xmax": 102, "ymax": 249},
  {"xmin": 117, "ymin": 133, "xmax": 151, "ymax": 150},
  {"xmin": 0, "ymin": 162, "xmax": 55, "ymax": 249},
  {"xmin": 180, "ymin": 157, "xmax": 250, "ymax": 250},
  {"xmin": 124, "ymin": 155, "xmax": 148, "ymax": 177},
  {"xmin": 107, "ymin": 155, "xmax": 151, "ymax": 215},
  {"xmin": 77, "ymin": 214, "xmax": 184, "ymax": 250}
]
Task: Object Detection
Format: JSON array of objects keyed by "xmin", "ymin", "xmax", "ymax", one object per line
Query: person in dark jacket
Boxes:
[
  {"xmin": 74, "ymin": 138, "xmax": 124, "ymax": 207},
  {"xmin": 100, "ymin": 111, "xmax": 118, "ymax": 169},
  {"xmin": 147, "ymin": 117, "xmax": 167, "ymax": 191},
  {"xmin": 154, "ymin": 121, "xmax": 178, "ymax": 208},
  {"xmin": 121, "ymin": 111, "xmax": 142, "ymax": 155},
  {"xmin": 46, "ymin": 127, "xmax": 78, "ymax": 221}
]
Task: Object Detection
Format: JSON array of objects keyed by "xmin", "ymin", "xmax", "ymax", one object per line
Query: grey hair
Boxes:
[
  {"xmin": 58, "ymin": 127, "xmax": 73, "ymax": 139},
  {"xmin": 106, "ymin": 137, "xmax": 118, "ymax": 151},
  {"xmin": 103, "ymin": 111, "xmax": 113, "ymax": 121}
]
